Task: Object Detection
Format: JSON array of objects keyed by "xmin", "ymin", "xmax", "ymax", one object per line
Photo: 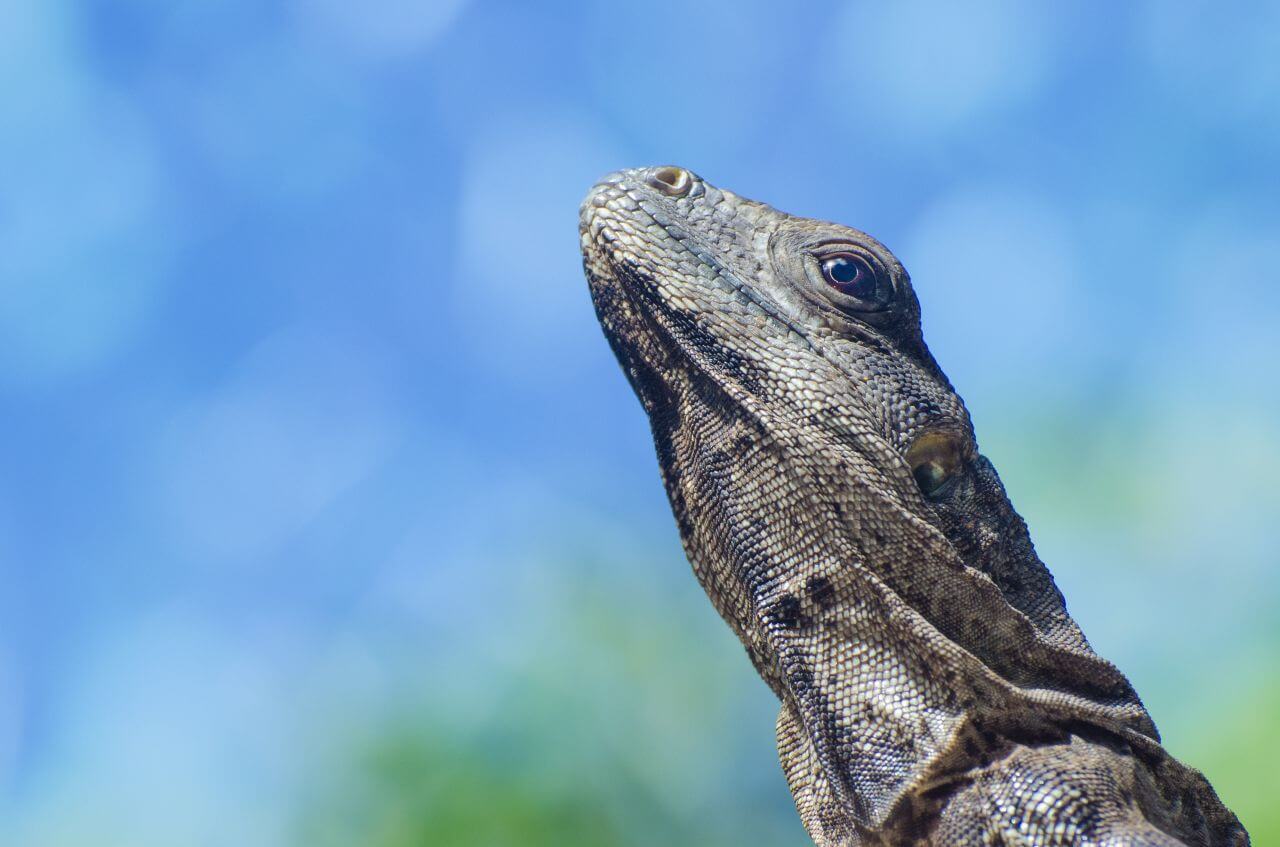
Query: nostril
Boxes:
[{"xmin": 646, "ymin": 166, "xmax": 692, "ymax": 197}]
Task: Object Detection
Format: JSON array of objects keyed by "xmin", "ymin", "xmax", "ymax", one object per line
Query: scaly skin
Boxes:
[{"xmin": 580, "ymin": 166, "xmax": 1248, "ymax": 846}]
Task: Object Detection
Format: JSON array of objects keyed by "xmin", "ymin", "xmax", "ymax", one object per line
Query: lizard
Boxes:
[{"xmin": 579, "ymin": 165, "xmax": 1249, "ymax": 846}]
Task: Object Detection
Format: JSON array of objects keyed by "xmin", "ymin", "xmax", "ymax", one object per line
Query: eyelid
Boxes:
[{"xmin": 811, "ymin": 243, "xmax": 880, "ymax": 264}]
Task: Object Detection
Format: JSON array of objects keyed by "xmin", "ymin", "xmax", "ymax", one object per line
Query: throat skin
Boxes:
[{"xmin": 580, "ymin": 166, "xmax": 1248, "ymax": 847}]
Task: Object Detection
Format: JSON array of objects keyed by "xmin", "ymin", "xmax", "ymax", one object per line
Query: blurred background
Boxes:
[{"xmin": 2, "ymin": 1, "xmax": 1278, "ymax": 844}]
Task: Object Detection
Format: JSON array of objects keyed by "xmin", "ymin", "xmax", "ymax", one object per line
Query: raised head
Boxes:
[{"xmin": 581, "ymin": 166, "xmax": 1246, "ymax": 846}]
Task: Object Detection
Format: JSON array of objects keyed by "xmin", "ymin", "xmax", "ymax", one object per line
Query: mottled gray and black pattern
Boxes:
[{"xmin": 580, "ymin": 166, "xmax": 1247, "ymax": 847}]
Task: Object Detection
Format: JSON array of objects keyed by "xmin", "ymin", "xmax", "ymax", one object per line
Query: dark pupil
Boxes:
[{"xmin": 822, "ymin": 255, "xmax": 876, "ymax": 299}]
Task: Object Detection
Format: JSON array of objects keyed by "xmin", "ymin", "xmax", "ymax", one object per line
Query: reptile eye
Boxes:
[
  {"xmin": 815, "ymin": 252, "xmax": 894, "ymax": 311},
  {"xmin": 820, "ymin": 254, "xmax": 876, "ymax": 298},
  {"xmin": 904, "ymin": 431, "xmax": 964, "ymax": 500}
]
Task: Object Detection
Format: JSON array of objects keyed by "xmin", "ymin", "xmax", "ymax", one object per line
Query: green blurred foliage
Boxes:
[
  {"xmin": 301, "ymin": 729, "xmax": 631, "ymax": 847},
  {"xmin": 296, "ymin": 553, "xmax": 808, "ymax": 846},
  {"xmin": 1180, "ymin": 666, "xmax": 1280, "ymax": 842}
]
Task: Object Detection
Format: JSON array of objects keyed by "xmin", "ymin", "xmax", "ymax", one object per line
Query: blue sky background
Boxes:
[{"xmin": 2, "ymin": 1, "xmax": 1278, "ymax": 844}]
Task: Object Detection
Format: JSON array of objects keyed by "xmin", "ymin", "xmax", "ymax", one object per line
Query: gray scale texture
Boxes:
[{"xmin": 580, "ymin": 166, "xmax": 1247, "ymax": 847}]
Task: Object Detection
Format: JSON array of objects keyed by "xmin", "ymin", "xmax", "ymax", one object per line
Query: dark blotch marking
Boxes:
[
  {"xmin": 772, "ymin": 594, "xmax": 805, "ymax": 629},
  {"xmin": 807, "ymin": 576, "xmax": 836, "ymax": 609},
  {"xmin": 705, "ymin": 449, "xmax": 731, "ymax": 478},
  {"xmin": 790, "ymin": 665, "xmax": 814, "ymax": 691}
]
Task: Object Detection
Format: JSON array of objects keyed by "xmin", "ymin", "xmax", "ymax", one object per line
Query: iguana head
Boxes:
[
  {"xmin": 583, "ymin": 165, "xmax": 1100, "ymax": 662},
  {"xmin": 581, "ymin": 166, "xmax": 1246, "ymax": 846}
]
